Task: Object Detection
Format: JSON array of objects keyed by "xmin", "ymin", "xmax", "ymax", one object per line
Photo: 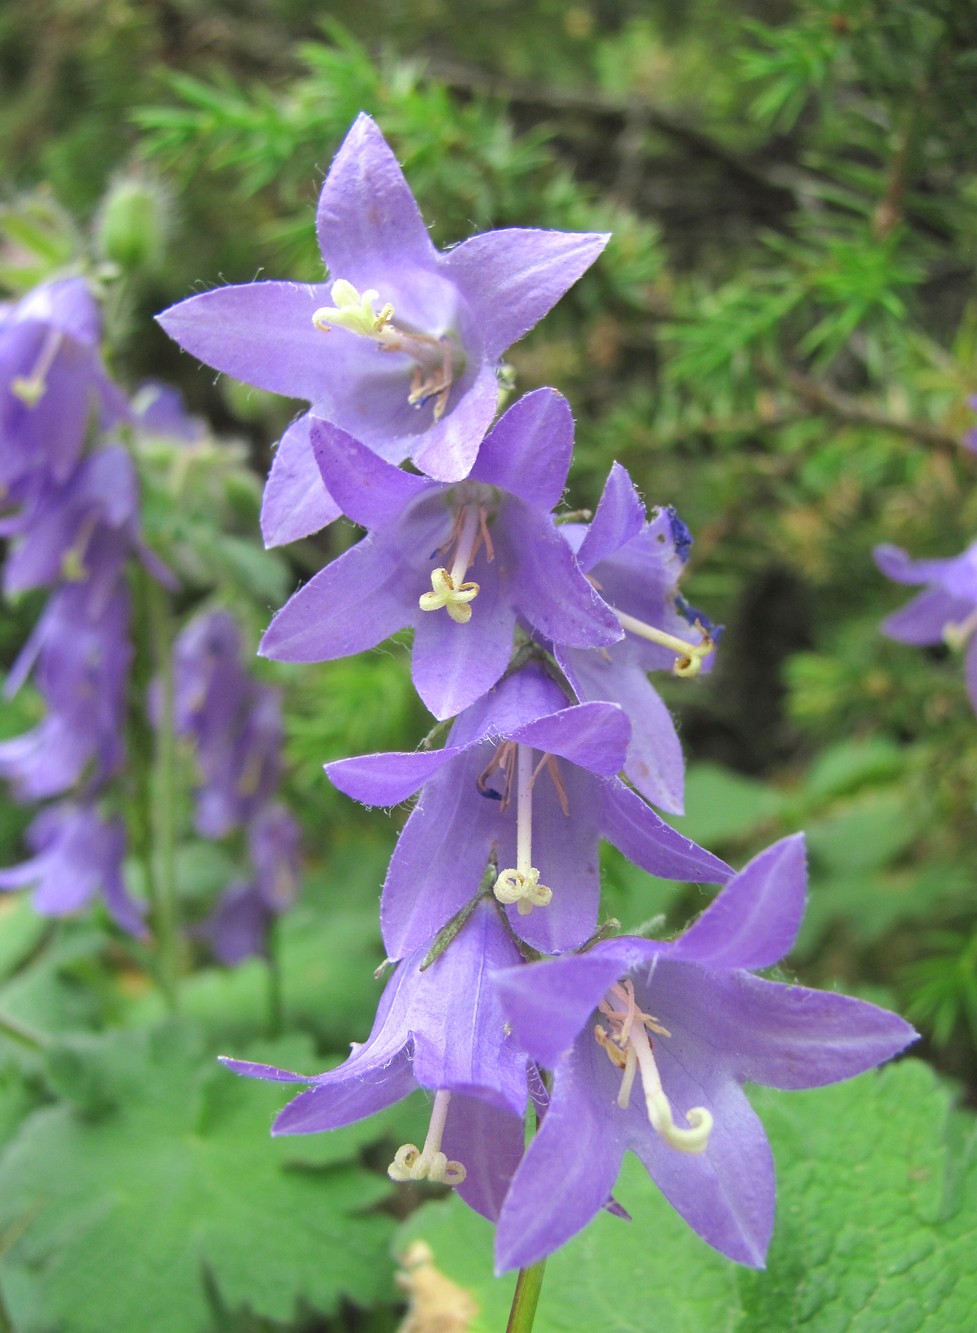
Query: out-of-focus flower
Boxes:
[
  {"xmin": 875, "ymin": 541, "xmax": 977, "ymax": 711},
  {"xmin": 0, "ymin": 801, "xmax": 145, "ymax": 935}
]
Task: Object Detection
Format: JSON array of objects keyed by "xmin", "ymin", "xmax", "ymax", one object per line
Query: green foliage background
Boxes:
[{"xmin": 2, "ymin": 1, "xmax": 977, "ymax": 1328}]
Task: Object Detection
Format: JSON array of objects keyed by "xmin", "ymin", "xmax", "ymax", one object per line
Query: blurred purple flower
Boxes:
[
  {"xmin": 0, "ymin": 800, "xmax": 145, "ymax": 935},
  {"xmin": 157, "ymin": 114, "xmax": 608, "ymax": 545},
  {"xmin": 220, "ymin": 899, "xmax": 528, "ymax": 1221},
  {"xmin": 491, "ymin": 835, "xmax": 917, "ymax": 1272},
  {"xmin": 260, "ymin": 389, "xmax": 621, "ymax": 720},
  {"xmin": 0, "ymin": 278, "xmax": 127, "ymax": 495},
  {"xmin": 0, "ymin": 577, "xmax": 132, "ymax": 800},
  {"xmin": 327, "ymin": 662, "xmax": 730, "ymax": 959},
  {"xmin": 874, "ymin": 541, "xmax": 977, "ymax": 711}
]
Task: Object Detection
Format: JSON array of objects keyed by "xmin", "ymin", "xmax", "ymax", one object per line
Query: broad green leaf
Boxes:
[{"xmin": 0, "ymin": 1023, "xmax": 397, "ymax": 1333}]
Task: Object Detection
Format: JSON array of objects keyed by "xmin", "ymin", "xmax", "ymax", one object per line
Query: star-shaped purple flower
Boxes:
[
  {"xmin": 491, "ymin": 834, "xmax": 917, "ymax": 1272},
  {"xmin": 259, "ymin": 389, "xmax": 621, "ymax": 720},
  {"xmin": 220, "ymin": 899, "xmax": 528, "ymax": 1221},
  {"xmin": 326, "ymin": 662, "xmax": 730, "ymax": 959},
  {"xmin": 157, "ymin": 114, "xmax": 608, "ymax": 544},
  {"xmin": 875, "ymin": 540, "xmax": 977, "ymax": 711},
  {"xmin": 553, "ymin": 461, "xmax": 716, "ymax": 814}
]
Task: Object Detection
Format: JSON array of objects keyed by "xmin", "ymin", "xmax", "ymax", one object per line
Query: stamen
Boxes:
[
  {"xmin": 615, "ymin": 610, "xmax": 714, "ymax": 679},
  {"xmin": 493, "ymin": 744, "xmax": 554, "ymax": 916},
  {"xmin": 10, "ymin": 328, "xmax": 64, "ymax": 406},
  {"xmin": 943, "ymin": 607, "xmax": 977, "ymax": 652},
  {"xmin": 595, "ymin": 979, "xmax": 712, "ymax": 1154},
  {"xmin": 313, "ymin": 278, "xmax": 459, "ymax": 420},
  {"xmin": 419, "ymin": 504, "xmax": 482, "ymax": 622},
  {"xmin": 388, "ymin": 1090, "xmax": 467, "ymax": 1186}
]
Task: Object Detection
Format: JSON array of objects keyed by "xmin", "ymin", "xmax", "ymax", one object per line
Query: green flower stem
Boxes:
[
  {"xmin": 266, "ymin": 917, "xmax": 284, "ymax": 1039},
  {"xmin": 145, "ymin": 576, "xmax": 180, "ymax": 1012},
  {"xmin": 505, "ymin": 1257, "xmax": 546, "ymax": 1333},
  {"xmin": 0, "ymin": 1010, "xmax": 49, "ymax": 1051}
]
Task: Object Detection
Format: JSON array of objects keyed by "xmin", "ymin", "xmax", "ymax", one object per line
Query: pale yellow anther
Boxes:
[
  {"xmin": 10, "ymin": 376, "xmax": 46, "ymax": 406},
  {"xmin": 615, "ymin": 610, "xmax": 715, "ymax": 679},
  {"xmin": 943, "ymin": 607, "xmax": 977, "ymax": 652},
  {"xmin": 387, "ymin": 1143, "xmax": 467, "ymax": 1186},
  {"xmin": 313, "ymin": 279, "xmax": 394, "ymax": 337},
  {"xmin": 493, "ymin": 866, "xmax": 553, "ymax": 916},
  {"xmin": 418, "ymin": 567, "xmax": 480, "ymax": 623}
]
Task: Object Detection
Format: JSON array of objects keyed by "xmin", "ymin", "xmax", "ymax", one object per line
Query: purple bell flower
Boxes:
[
  {"xmin": 0, "ymin": 278, "xmax": 127, "ymax": 493},
  {"xmin": 0, "ymin": 800, "xmax": 145, "ymax": 935},
  {"xmin": 220, "ymin": 899, "xmax": 529, "ymax": 1222},
  {"xmin": 260, "ymin": 389, "xmax": 621, "ymax": 720},
  {"xmin": 554, "ymin": 462, "xmax": 717, "ymax": 814},
  {"xmin": 491, "ymin": 835, "xmax": 917, "ymax": 1272},
  {"xmin": 157, "ymin": 114, "xmax": 608, "ymax": 545},
  {"xmin": 0, "ymin": 577, "xmax": 132, "ymax": 800},
  {"xmin": 326, "ymin": 662, "xmax": 731, "ymax": 959},
  {"xmin": 874, "ymin": 541, "xmax": 977, "ymax": 711}
]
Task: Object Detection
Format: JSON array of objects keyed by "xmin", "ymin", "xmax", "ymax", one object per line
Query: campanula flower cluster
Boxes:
[
  {"xmin": 0, "ymin": 278, "xmax": 147, "ymax": 933},
  {"xmin": 0, "ymin": 281, "xmax": 300, "ymax": 955},
  {"xmin": 162, "ymin": 115, "xmax": 916, "ymax": 1271}
]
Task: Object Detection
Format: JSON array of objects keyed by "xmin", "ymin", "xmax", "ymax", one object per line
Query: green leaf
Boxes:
[
  {"xmin": 0, "ymin": 1023, "xmax": 398, "ymax": 1332},
  {"xmin": 398, "ymin": 1062, "xmax": 976, "ymax": 1332}
]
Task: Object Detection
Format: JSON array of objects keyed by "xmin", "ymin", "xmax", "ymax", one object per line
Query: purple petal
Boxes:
[
  {"xmin": 219, "ymin": 1056, "xmax": 320, "ymax": 1084},
  {"xmin": 259, "ymin": 535, "xmax": 407, "ymax": 662},
  {"xmin": 670, "ymin": 835, "xmax": 807, "ymax": 970},
  {"xmin": 379, "ymin": 781, "xmax": 499, "ymax": 959},
  {"xmin": 157, "ymin": 282, "xmax": 331, "ymax": 400},
  {"xmin": 575, "ymin": 462, "xmax": 646, "ymax": 572},
  {"xmin": 469, "ymin": 388, "xmax": 573, "ymax": 510},
  {"xmin": 677, "ymin": 970, "xmax": 919, "ymax": 1089},
  {"xmin": 633, "ymin": 1069, "xmax": 774, "ymax": 1268},
  {"xmin": 410, "ymin": 361, "xmax": 500, "ymax": 483},
  {"xmin": 442, "ymin": 1096, "xmax": 525, "ymax": 1223},
  {"xmin": 880, "ymin": 586, "xmax": 966, "ymax": 645},
  {"xmin": 326, "ymin": 747, "xmax": 459, "ymax": 806},
  {"xmin": 967, "ymin": 636, "xmax": 977, "ymax": 715},
  {"xmin": 410, "ymin": 551, "xmax": 517, "ymax": 720},
  {"xmin": 261, "ymin": 414, "xmax": 342, "ymax": 547},
  {"xmin": 272, "ymin": 1050, "xmax": 418, "ymax": 1133},
  {"xmin": 494, "ymin": 1034, "xmax": 625, "ymax": 1273},
  {"xmin": 315, "ymin": 114, "xmax": 437, "ymax": 281},
  {"xmin": 509, "ymin": 701, "xmax": 629, "ymax": 775},
  {"xmin": 494, "ymin": 948, "xmax": 632, "ymax": 1068},
  {"xmin": 500, "ymin": 501, "xmax": 621, "ymax": 648},
  {"xmin": 310, "ymin": 416, "xmax": 430, "ymax": 530},
  {"xmin": 441, "ymin": 228, "xmax": 609, "ymax": 362},
  {"xmin": 601, "ymin": 781, "xmax": 732, "ymax": 885},
  {"xmin": 560, "ymin": 645, "xmax": 685, "ymax": 813}
]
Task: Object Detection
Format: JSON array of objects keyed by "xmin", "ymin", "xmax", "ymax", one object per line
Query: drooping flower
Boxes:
[
  {"xmin": 552, "ymin": 461, "xmax": 717, "ymax": 814},
  {"xmin": 490, "ymin": 835, "xmax": 917, "ymax": 1272},
  {"xmin": 0, "ymin": 575, "xmax": 132, "ymax": 800},
  {"xmin": 259, "ymin": 389, "xmax": 621, "ymax": 720},
  {"xmin": 874, "ymin": 541, "xmax": 977, "ymax": 711},
  {"xmin": 326, "ymin": 661, "xmax": 730, "ymax": 959},
  {"xmin": 0, "ymin": 277, "xmax": 127, "ymax": 496},
  {"xmin": 157, "ymin": 113, "xmax": 609, "ymax": 544},
  {"xmin": 0, "ymin": 800, "xmax": 145, "ymax": 935},
  {"xmin": 220, "ymin": 898, "xmax": 529, "ymax": 1221},
  {"xmin": 169, "ymin": 610, "xmax": 286, "ymax": 839}
]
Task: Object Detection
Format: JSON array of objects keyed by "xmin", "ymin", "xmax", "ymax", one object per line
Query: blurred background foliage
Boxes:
[{"xmin": 3, "ymin": 0, "xmax": 977, "ymax": 1328}]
